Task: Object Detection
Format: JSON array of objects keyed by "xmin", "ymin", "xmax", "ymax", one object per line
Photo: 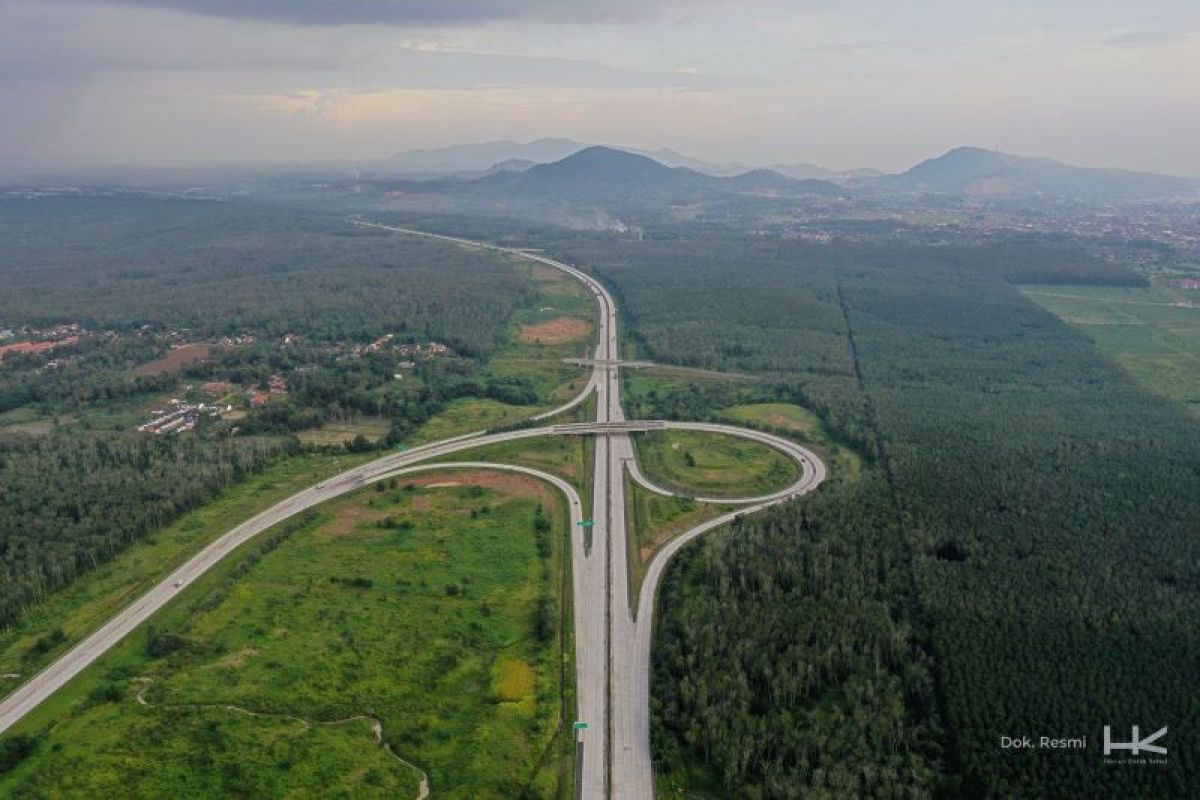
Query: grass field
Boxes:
[
  {"xmin": 408, "ymin": 397, "xmax": 543, "ymax": 445},
  {"xmin": 406, "ymin": 260, "xmax": 597, "ymax": 446},
  {"xmin": 632, "ymin": 429, "xmax": 798, "ymax": 499},
  {"xmin": 1021, "ymin": 284, "xmax": 1200, "ymax": 414},
  {"xmin": 0, "ymin": 406, "xmax": 54, "ymax": 436},
  {"xmin": 478, "ymin": 260, "xmax": 596, "ymax": 407},
  {"xmin": 443, "ymin": 433, "xmax": 590, "ymax": 487},
  {"xmin": 718, "ymin": 402, "xmax": 863, "ymax": 482},
  {"xmin": 296, "ymin": 417, "xmax": 392, "ymax": 447},
  {"xmin": 1, "ymin": 470, "xmax": 573, "ymax": 799},
  {"xmin": 0, "ymin": 451, "xmax": 374, "ymax": 695},
  {"xmin": 624, "ymin": 477, "xmax": 727, "ymax": 602}
]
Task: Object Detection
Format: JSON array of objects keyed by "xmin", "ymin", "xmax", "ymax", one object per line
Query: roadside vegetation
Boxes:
[
  {"xmin": 441, "ymin": 434, "xmax": 590, "ymax": 488},
  {"xmin": 0, "ymin": 474, "xmax": 573, "ymax": 799},
  {"xmin": 717, "ymin": 402, "xmax": 863, "ymax": 482},
  {"xmin": 0, "ymin": 451, "xmax": 374, "ymax": 691},
  {"xmin": 632, "ymin": 429, "xmax": 797, "ymax": 499},
  {"xmin": 623, "ymin": 479, "xmax": 726, "ymax": 601}
]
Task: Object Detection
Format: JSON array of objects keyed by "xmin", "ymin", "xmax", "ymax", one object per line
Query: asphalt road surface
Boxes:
[{"xmin": 0, "ymin": 225, "xmax": 826, "ymax": 800}]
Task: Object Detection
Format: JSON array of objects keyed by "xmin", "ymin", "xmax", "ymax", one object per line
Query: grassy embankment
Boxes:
[{"xmin": 1, "ymin": 472, "xmax": 574, "ymax": 799}]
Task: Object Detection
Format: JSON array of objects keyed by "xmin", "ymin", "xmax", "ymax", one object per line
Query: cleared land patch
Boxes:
[
  {"xmin": 721, "ymin": 402, "xmax": 818, "ymax": 433},
  {"xmin": 296, "ymin": 418, "xmax": 392, "ymax": 447},
  {"xmin": 133, "ymin": 343, "xmax": 213, "ymax": 376},
  {"xmin": 518, "ymin": 316, "xmax": 591, "ymax": 345},
  {"xmin": 1021, "ymin": 283, "xmax": 1200, "ymax": 413}
]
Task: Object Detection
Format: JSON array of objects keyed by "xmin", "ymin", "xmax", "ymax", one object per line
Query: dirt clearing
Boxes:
[
  {"xmin": 134, "ymin": 343, "xmax": 213, "ymax": 375},
  {"xmin": 518, "ymin": 316, "xmax": 590, "ymax": 345}
]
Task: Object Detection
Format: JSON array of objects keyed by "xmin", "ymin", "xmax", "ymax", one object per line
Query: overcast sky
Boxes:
[{"xmin": 2, "ymin": 0, "xmax": 1198, "ymax": 175}]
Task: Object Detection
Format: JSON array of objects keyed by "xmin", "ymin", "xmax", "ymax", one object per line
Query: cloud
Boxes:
[
  {"xmin": 0, "ymin": 3, "xmax": 722, "ymax": 91},
  {"xmin": 46, "ymin": 0, "xmax": 718, "ymax": 25},
  {"xmin": 1102, "ymin": 29, "xmax": 1191, "ymax": 46}
]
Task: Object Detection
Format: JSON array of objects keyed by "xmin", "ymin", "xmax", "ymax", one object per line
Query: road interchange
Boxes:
[{"xmin": 0, "ymin": 223, "xmax": 826, "ymax": 798}]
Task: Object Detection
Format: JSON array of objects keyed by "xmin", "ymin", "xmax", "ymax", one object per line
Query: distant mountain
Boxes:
[
  {"xmin": 480, "ymin": 158, "xmax": 536, "ymax": 176},
  {"xmin": 634, "ymin": 147, "xmax": 750, "ymax": 176},
  {"xmin": 373, "ymin": 138, "xmax": 587, "ymax": 176},
  {"xmin": 769, "ymin": 162, "xmax": 884, "ymax": 183},
  {"xmin": 722, "ymin": 168, "xmax": 843, "ymax": 196},
  {"xmin": 882, "ymin": 146, "xmax": 1199, "ymax": 200},
  {"xmin": 371, "ymin": 137, "xmax": 869, "ymax": 185},
  {"xmin": 478, "ymin": 146, "xmax": 842, "ymax": 205}
]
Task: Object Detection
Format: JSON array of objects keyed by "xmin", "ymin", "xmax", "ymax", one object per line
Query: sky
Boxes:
[{"xmin": 2, "ymin": 0, "xmax": 1198, "ymax": 176}]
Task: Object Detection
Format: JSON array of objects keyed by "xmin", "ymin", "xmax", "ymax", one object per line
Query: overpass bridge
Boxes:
[
  {"xmin": 563, "ymin": 358, "xmax": 655, "ymax": 369},
  {"xmin": 551, "ymin": 421, "xmax": 666, "ymax": 435}
]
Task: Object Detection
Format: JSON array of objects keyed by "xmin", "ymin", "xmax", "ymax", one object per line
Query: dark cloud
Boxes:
[{"xmin": 54, "ymin": 0, "xmax": 707, "ymax": 25}]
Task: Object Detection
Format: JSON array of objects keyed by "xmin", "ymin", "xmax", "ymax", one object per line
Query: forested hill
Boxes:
[{"xmin": 558, "ymin": 235, "xmax": 1200, "ymax": 797}]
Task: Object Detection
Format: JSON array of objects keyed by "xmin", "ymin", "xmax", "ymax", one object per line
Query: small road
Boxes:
[{"xmin": 0, "ymin": 225, "xmax": 827, "ymax": 800}]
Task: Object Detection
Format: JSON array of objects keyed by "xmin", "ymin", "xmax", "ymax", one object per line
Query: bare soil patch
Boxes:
[
  {"xmin": 409, "ymin": 471, "xmax": 556, "ymax": 507},
  {"xmin": 135, "ymin": 343, "xmax": 213, "ymax": 375},
  {"xmin": 518, "ymin": 316, "xmax": 590, "ymax": 345},
  {"xmin": 0, "ymin": 337, "xmax": 78, "ymax": 360}
]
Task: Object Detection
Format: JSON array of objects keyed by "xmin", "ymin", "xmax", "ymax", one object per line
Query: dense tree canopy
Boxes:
[
  {"xmin": 0, "ymin": 432, "xmax": 292, "ymax": 629},
  {"xmin": 561, "ymin": 234, "xmax": 1199, "ymax": 797}
]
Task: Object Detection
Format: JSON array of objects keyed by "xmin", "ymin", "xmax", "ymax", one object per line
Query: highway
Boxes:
[{"xmin": 0, "ymin": 224, "xmax": 826, "ymax": 799}]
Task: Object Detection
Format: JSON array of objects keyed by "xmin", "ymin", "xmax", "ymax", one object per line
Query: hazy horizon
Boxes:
[{"xmin": 3, "ymin": 0, "xmax": 1199, "ymax": 177}]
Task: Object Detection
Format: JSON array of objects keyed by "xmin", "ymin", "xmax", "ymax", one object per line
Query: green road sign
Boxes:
[
  {"xmin": 396, "ymin": 444, "xmax": 408, "ymax": 452},
  {"xmin": 573, "ymin": 721, "xmax": 589, "ymax": 731},
  {"xmin": 578, "ymin": 519, "xmax": 595, "ymax": 528}
]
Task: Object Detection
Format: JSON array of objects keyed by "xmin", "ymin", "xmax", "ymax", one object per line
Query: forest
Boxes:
[
  {"xmin": 557, "ymin": 233, "xmax": 1199, "ymax": 797},
  {"xmin": 0, "ymin": 432, "xmax": 291, "ymax": 630},
  {"xmin": 0, "ymin": 198, "xmax": 530, "ymax": 352}
]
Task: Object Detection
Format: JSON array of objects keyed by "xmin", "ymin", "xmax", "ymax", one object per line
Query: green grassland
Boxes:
[
  {"xmin": 295, "ymin": 417, "xmax": 393, "ymax": 447},
  {"xmin": 718, "ymin": 402, "xmax": 863, "ymax": 482},
  {"xmin": 483, "ymin": 259, "xmax": 595, "ymax": 396},
  {"xmin": 0, "ymin": 452, "xmax": 374, "ymax": 692},
  {"xmin": 632, "ymin": 429, "xmax": 798, "ymax": 499},
  {"xmin": 624, "ymin": 477, "xmax": 727, "ymax": 602},
  {"xmin": 1, "ymin": 472, "xmax": 573, "ymax": 799},
  {"xmin": 4, "ymin": 703, "xmax": 418, "ymax": 798},
  {"xmin": 405, "ymin": 259, "xmax": 597, "ymax": 445},
  {"xmin": 1021, "ymin": 284, "xmax": 1200, "ymax": 414},
  {"xmin": 442, "ymin": 434, "xmax": 590, "ymax": 487},
  {"xmin": 407, "ymin": 397, "xmax": 543, "ymax": 444},
  {"xmin": 0, "ymin": 388, "xmax": 171, "ymax": 436}
]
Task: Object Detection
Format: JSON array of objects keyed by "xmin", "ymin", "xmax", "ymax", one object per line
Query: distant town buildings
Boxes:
[{"xmin": 137, "ymin": 399, "xmax": 228, "ymax": 435}]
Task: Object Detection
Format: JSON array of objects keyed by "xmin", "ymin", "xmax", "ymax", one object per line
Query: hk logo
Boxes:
[{"xmin": 1103, "ymin": 725, "xmax": 1168, "ymax": 756}]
